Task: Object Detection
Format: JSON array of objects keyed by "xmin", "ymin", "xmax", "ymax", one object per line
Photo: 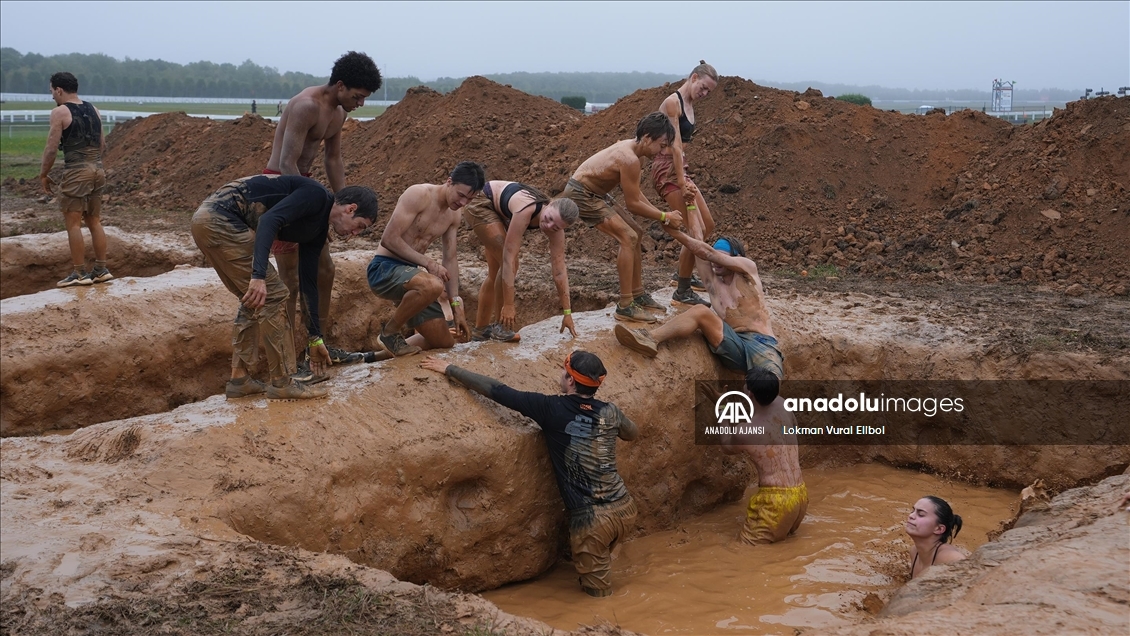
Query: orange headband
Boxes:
[{"xmin": 565, "ymin": 353, "xmax": 605, "ymax": 388}]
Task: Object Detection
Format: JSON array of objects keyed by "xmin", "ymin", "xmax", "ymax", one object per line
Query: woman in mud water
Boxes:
[
  {"xmin": 463, "ymin": 181, "xmax": 580, "ymax": 341},
  {"xmin": 906, "ymin": 495, "xmax": 965, "ymax": 579},
  {"xmin": 654, "ymin": 60, "xmax": 719, "ymax": 307}
]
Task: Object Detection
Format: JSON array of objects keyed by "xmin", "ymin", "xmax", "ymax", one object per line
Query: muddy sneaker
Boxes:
[
  {"xmin": 88, "ymin": 266, "xmax": 114, "ymax": 284},
  {"xmin": 267, "ymin": 379, "xmax": 329, "ymax": 400},
  {"xmin": 378, "ymin": 324, "xmax": 422, "ymax": 357},
  {"xmin": 669, "ymin": 273, "xmax": 706, "ymax": 291},
  {"xmin": 486, "ymin": 323, "xmax": 521, "ymax": 343},
  {"xmin": 225, "ymin": 376, "xmax": 267, "ymax": 398},
  {"xmin": 614, "ymin": 323, "xmax": 659, "ymax": 358},
  {"xmin": 57, "ymin": 271, "xmax": 92, "ymax": 288},
  {"xmin": 633, "ymin": 292, "xmax": 664, "ymax": 311},
  {"xmin": 471, "ymin": 325, "xmax": 493, "ymax": 342},
  {"xmin": 291, "ymin": 359, "xmax": 328, "ymax": 385},
  {"xmin": 326, "ymin": 346, "xmax": 364, "ymax": 365},
  {"xmin": 672, "ymin": 287, "xmax": 711, "ymax": 307},
  {"xmin": 614, "ymin": 302, "xmax": 658, "ymax": 324}
]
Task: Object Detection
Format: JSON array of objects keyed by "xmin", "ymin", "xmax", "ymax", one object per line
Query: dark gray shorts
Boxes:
[{"xmin": 366, "ymin": 255, "xmax": 445, "ymax": 328}]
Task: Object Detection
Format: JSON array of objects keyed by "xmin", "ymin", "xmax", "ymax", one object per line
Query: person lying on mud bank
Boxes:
[
  {"xmin": 614, "ymin": 232, "xmax": 784, "ymax": 381},
  {"xmin": 562, "ymin": 112, "xmax": 684, "ymax": 324},
  {"xmin": 420, "ymin": 351, "xmax": 639, "ymax": 598},
  {"xmin": 190, "ymin": 175, "xmax": 377, "ymax": 399},
  {"xmin": 654, "ymin": 60, "xmax": 720, "ymax": 308},
  {"xmin": 265, "ymin": 51, "xmax": 383, "ymax": 370},
  {"xmin": 368, "ymin": 161, "xmax": 484, "ymax": 356},
  {"xmin": 702, "ymin": 370, "xmax": 807, "ymax": 545},
  {"xmin": 463, "ymin": 180, "xmax": 580, "ymax": 341},
  {"xmin": 906, "ymin": 496, "xmax": 965, "ymax": 579}
]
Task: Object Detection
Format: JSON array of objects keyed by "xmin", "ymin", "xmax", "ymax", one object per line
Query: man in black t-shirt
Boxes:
[
  {"xmin": 421, "ymin": 350, "xmax": 639, "ymax": 597},
  {"xmin": 190, "ymin": 175, "xmax": 377, "ymax": 399}
]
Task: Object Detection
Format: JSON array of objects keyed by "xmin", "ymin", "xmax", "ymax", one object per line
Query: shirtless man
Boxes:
[
  {"xmin": 463, "ymin": 181, "xmax": 580, "ymax": 342},
  {"xmin": 367, "ymin": 161, "xmax": 484, "ymax": 356},
  {"xmin": 614, "ymin": 232, "xmax": 784, "ymax": 381},
  {"xmin": 265, "ymin": 51, "xmax": 382, "ymax": 365},
  {"xmin": 705, "ymin": 369, "xmax": 806, "ymax": 545},
  {"xmin": 562, "ymin": 112, "xmax": 684, "ymax": 323}
]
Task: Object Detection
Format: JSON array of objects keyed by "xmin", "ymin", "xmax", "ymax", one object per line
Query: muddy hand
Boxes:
[
  {"xmin": 426, "ymin": 260, "xmax": 450, "ymax": 283},
  {"xmin": 241, "ymin": 278, "xmax": 267, "ymax": 309},
  {"xmin": 40, "ymin": 175, "xmax": 55, "ymax": 195},
  {"xmin": 420, "ymin": 356, "xmax": 449, "ymax": 375},
  {"xmin": 452, "ymin": 308, "xmax": 471, "ymax": 343},
  {"xmin": 560, "ymin": 313, "xmax": 577, "ymax": 338},
  {"xmin": 308, "ymin": 343, "xmax": 331, "ymax": 375},
  {"xmin": 698, "ymin": 381, "xmax": 723, "ymax": 406},
  {"xmin": 666, "ymin": 209, "xmax": 684, "ymax": 230}
]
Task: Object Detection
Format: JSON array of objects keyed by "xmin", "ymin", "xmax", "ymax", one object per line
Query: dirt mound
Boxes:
[
  {"xmin": 338, "ymin": 77, "xmax": 585, "ymax": 197},
  {"xmin": 937, "ymin": 96, "xmax": 1130, "ymax": 295},
  {"xmin": 103, "ymin": 112, "xmax": 277, "ymax": 209}
]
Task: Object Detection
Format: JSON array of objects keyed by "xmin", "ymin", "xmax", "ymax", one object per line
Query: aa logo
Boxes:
[{"xmin": 715, "ymin": 390, "xmax": 755, "ymax": 425}]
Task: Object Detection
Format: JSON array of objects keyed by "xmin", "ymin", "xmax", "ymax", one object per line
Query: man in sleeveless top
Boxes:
[
  {"xmin": 39, "ymin": 72, "xmax": 112, "ymax": 288},
  {"xmin": 264, "ymin": 51, "xmax": 382, "ymax": 367}
]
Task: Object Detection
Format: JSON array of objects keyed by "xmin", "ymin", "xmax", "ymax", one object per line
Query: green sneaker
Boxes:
[
  {"xmin": 57, "ymin": 270, "xmax": 92, "ymax": 288},
  {"xmin": 633, "ymin": 292, "xmax": 664, "ymax": 311},
  {"xmin": 614, "ymin": 302, "xmax": 657, "ymax": 324}
]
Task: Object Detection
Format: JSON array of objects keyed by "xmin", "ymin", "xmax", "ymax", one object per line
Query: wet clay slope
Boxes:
[
  {"xmin": 822, "ymin": 474, "xmax": 1130, "ymax": 636},
  {"xmin": 0, "ymin": 433, "xmax": 631, "ymax": 636},
  {"xmin": 0, "ymin": 227, "xmax": 204, "ymax": 298},
  {"xmin": 0, "ymin": 311, "xmax": 751, "ymax": 593}
]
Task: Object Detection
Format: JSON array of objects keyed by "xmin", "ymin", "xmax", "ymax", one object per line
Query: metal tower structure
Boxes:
[{"xmin": 991, "ymin": 79, "xmax": 1015, "ymax": 112}]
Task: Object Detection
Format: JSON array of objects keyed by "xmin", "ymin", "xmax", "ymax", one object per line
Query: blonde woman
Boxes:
[{"xmin": 653, "ymin": 60, "xmax": 719, "ymax": 307}]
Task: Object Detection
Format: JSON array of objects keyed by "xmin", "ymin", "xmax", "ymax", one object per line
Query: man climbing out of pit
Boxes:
[
  {"xmin": 264, "ymin": 51, "xmax": 383, "ymax": 372},
  {"xmin": 703, "ymin": 370, "xmax": 806, "ymax": 544},
  {"xmin": 463, "ymin": 179, "xmax": 581, "ymax": 342},
  {"xmin": 39, "ymin": 72, "xmax": 113, "ymax": 288},
  {"xmin": 614, "ymin": 231, "xmax": 784, "ymax": 382},
  {"xmin": 366, "ymin": 161, "xmax": 483, "ymax": 357},
  {"xmin": 420, "ymin": 351, "xmax": 639, "ymax": 597},
  {"xmin": 191, "ymin": 175, "xmax": 377, "ymax": 399},
  {"xmin": 562, "ymin": 112, "xmax": 684, "ymax": 324}
]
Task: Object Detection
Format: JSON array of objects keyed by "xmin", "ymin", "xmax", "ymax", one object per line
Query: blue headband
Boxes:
[{"xmin": 713, "ymin": 238, "xmax": 734, "ymax": 255}]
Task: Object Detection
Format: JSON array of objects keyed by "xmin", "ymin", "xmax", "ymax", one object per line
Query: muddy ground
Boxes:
[{"xmin": 1, "ymin": 76, "xmax": 1128, "ymax": 635}]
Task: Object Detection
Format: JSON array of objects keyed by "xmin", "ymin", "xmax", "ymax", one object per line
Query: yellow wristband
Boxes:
[
  {"xmin": 308, "ymin": 337, "xmax": 324, "ymax": 348},
  {"xmin": 450, "ymin": 300, "xmax": 461, "ymax": 307},
  {"xmin": 660, "ymin": 212, "xmax": 667, "ymax": 223},
  {"xmin": 563, "ymin": 309, "xmax": 572, "ymax": 315}
]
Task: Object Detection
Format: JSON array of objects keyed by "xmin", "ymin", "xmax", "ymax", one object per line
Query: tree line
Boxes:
[{"xmin": 0, "ymin": 48, "xmax": 1080, "ymax": 104}]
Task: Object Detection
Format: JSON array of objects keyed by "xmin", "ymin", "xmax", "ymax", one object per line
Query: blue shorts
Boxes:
[
  {"xmin": 709, "ymin": 323, "xmax": 784, "ymax": 379},
  {"xmin": 366, "ymin": 255, "xmax": 445, "ymax": 329}
]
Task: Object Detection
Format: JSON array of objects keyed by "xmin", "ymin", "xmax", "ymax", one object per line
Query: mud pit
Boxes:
[{"xmin": 2, "ymin": 75, "xmax": 1129, "ymax": 634}]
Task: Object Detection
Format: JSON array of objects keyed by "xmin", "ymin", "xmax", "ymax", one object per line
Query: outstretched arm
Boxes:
[
  {"xmin": 420, "ymin": 357, "xmax": 551, "ymax": 423},
  {"xmin": 621, "ymin": 159, "xmax": 682, "ymax": 229},
  {"xmin": 547, "ymin": 229, "xmax": 576, "ymax": 337},
  {"xmin": 498, "ymin": 208, "xmax": 530, "ymax": 329}
]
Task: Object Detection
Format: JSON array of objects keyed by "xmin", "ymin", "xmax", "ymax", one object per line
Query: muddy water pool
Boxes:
[{"xmin": 483, "ymin": 463, "xmax": 1017, "ymax": 634}]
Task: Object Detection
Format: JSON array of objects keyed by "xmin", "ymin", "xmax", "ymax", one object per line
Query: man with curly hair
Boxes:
[{"xmin": 265, "ymin": 51, "xmax": 382, "ymax": 375}]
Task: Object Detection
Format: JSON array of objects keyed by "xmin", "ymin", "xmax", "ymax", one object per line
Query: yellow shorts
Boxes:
[{"xmin": 741, "ymin": 483, "xmax": 808, "ymax": 545}]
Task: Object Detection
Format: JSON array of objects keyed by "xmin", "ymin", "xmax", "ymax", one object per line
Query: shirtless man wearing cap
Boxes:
[{"xmin": 614, "ymin": 231, "xmax": 784, "ymax": 380}]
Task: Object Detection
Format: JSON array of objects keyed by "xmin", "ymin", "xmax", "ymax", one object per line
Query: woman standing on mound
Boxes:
[
  {"xmin": 653, "ymin": 60, "xmax": 719, "ymax": 307},
  {"xmin": 463, "ymin": 180, "xmax": 580, "ymax": 341},
  {"xmin": 906, "ymin": 495, "xmax": 966, "ymax": 579}
]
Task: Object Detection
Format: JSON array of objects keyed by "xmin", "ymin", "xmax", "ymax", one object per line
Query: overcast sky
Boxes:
[{"xmin": 1, "ymin": 1, "xmax": 1127, "ymax": 91}]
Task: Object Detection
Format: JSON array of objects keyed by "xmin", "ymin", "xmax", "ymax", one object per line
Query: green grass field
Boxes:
[
  {"xmin": 0, "ymin": 101, "xmax": 387, "ymax": 118},
  {"xmin": 0, "ymin": 127, "xmax": 53, "ymax": 181}
]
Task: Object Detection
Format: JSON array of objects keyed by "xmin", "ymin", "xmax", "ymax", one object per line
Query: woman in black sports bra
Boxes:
[
  {"xmin": 653, "ymin": 61, "xmax": 719, "ymax": 308},
  {"xmin": 462, "ymin": 181, "xmax": 581, "ymax": 342},
  {"xmin": 906, "ymin": 495, "xmax": 966, "ymax": 579}
]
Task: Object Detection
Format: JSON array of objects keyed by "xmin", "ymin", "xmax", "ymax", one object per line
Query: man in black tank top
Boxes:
[{"xmin": 39, "ymin": 72, "xmax": 113, "ymax": 288}]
